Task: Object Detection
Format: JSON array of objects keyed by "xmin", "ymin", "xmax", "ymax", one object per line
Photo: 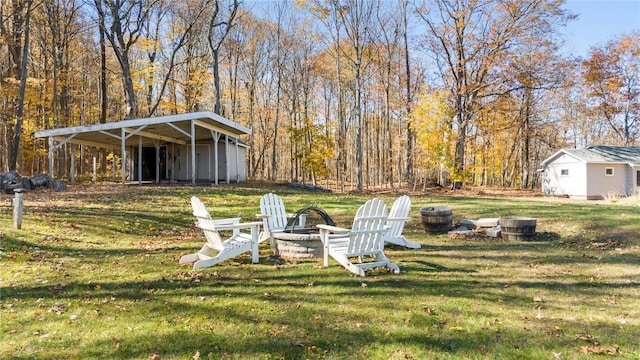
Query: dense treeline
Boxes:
[{"xmin": 1, "ymin": 0, "xmax": 638, "ymax": 190}]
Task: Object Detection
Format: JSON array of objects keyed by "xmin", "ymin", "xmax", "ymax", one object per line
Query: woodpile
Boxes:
[{"xmin": 1, "ymin": 171, "xmax": 66, "ymax": 194}]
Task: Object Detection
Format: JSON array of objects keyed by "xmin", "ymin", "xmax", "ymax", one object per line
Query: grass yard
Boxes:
[{"xmin": 1, "ymin": 183, "xmax": 639, "ymax": 359}]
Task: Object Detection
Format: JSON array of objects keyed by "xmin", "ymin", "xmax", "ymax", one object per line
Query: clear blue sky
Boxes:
[{"xmin": 562, "ymin": 0, "xmax": 640, "ymax": 57}]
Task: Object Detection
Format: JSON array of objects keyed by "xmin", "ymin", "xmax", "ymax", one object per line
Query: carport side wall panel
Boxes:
[
  {"xmin": 170, "ymin": 142, "xmax": 230, "ymax": 182},
  {"xmin": 216, "ymin": 141, "xmax": 246, "ymax": 182}
]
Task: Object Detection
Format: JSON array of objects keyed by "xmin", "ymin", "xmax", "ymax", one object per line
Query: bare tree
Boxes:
[
  {"xmin": 235, "ymin": 11, "xmax": 275, "ymax": 178},
  {"xmin": 146, "ymin": 0, "xmax": 210, "ymax": 116},
  {"xmin": 207, "ymin": 0, "xmax": 240, "ymax": 115},
  {"xmin": 94, "ymin": 0, "xmax": 158, "ymax": 119},
  {"xmin": 583, "ymin": 32, "xmax": 640, "ymax": 146},
  {"xmin": 269, "ymin": 1, "xmax": 288, "ymax": 181},
  {"xmin": 400, "ymin": 0, "xmax": 415, "ymax": 185},
  {"xmin": 416, "ymin": 0, "xmax": 568, "ymax": 188},
  {"xmin": 8, "ymin": 0, "xmax": 33, "ymax": 171}
]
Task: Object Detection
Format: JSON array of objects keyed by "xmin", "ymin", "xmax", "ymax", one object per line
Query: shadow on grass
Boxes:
[
  {"xmin": 3, "ymin": 186, "xmax": 640, "ymax": 359},
  {"xmin": 5, "ymin": 265, "xmax": 637, "ymax": 359}
]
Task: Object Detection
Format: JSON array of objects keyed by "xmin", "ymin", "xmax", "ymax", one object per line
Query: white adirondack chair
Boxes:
[
  {"xmin": 317, "ymin": 198, "xmax": 400, "ymax": 277},
  {"xmin": 383, "ymin": 195, "xmax": 421, "ymax": 249},
  {"xmin": 256, "ymin": 193, "xmax": 306, "ymax": 248},
  {"xmin": 180, "ymin": 196, "xmax": 262, "ymax": 269}
]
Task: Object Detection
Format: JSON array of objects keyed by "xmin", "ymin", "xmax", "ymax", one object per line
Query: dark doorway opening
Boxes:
[{"xmin": 133, "ymin": 146, "xmax": 167, "ymax": 181}]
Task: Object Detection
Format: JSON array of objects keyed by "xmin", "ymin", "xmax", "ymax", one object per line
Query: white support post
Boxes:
[
  {"xmin": 225, "ymin": 135, "xmax": 229, "ymax": 184},
  {"xmin": 170, "ymin": 143, "xmax": 175, "ymax": 182},
  {"xmin": 154, "ymin": 139, "xmax": 160, "ymax": 184},
  {"xmin": 70, "ymin": 145, "xmax": 75, "ymax": 184},
  {"xmin": 212, "ymin": 131, "xmax": 220, "ymax": 185},
  {"xmin": 208, "ymin": 144, "xmax": 211, "ymax": 181},
  {"xmin": 13, "ymin": 188, "xmax": 25, "ymax": 229},
  {"xmin": 48, "ymin": 137, "xmax": 54, "ymax": 177},
  {"xmin": 138, "ymin": 136, "xmax": 143, "ymax": 185},
  {"xmin": 191, "ymin": 120, "xmax": 196, "ymax": 185},
  {"xmin": 235, "ymin": 138, "xmax": 239, "ymax": 183},
  {"xmin": 121, "ymin": 128, "xmax": 126, "ymax": 184}
]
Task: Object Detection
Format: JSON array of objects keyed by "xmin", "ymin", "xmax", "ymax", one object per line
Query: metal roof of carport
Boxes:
[
  {"xmin": 34, "ymin": 111, "xmax": 251, "ymax": 185},
  {"xmin": 34, "ymin": 111, "xmax": 251, "ymax": 149}
]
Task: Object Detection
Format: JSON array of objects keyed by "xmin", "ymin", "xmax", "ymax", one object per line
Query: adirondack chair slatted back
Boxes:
[
  {"xmin": 260, "ymin": 193, "xmax": 289, "ymax": 232},
  {"xmin": 191, "ymin": 196, "xmax": 238, "ymax": 251},
  {"xmin": 387, "ymin": 195, "xmax": 410, "ymax": 237},
  {"xmin": 347, "ymin": 198, "xmax": 388, "ymax": 255}
]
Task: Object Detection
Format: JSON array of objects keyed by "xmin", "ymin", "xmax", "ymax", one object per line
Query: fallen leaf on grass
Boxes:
[
  {"xmin": 575, "ymin": 334, "xmax": 599, "ymax": 345},
  {"xmin": 423, "ymin": 307, "xmax": 435, "ymax": 314},
  {"xmin": 580, "ymin": 344, "xmax": 619, "ymax": 355}
]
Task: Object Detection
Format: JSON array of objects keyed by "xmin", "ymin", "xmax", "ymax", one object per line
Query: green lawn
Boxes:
[{"xmin": 1, "ymin": 183, "xmax": 639, "ymax": 359}]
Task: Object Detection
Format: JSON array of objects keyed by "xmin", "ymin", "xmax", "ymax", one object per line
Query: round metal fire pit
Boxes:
[{"xmin": 273, "ymin": 229, "xmax": 323, "ymax": 259}]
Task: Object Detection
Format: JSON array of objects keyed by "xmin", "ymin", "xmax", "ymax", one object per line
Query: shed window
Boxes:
[
  {"xmin": 605, "ymin": 167, "xmax": 614, "ymax": 176},
  {"xmin": 636, "ymin": 170, "xmax": 640, "ymax": 186},
  {"xmin": 560, "ymin": 169, "xmax": 569, "ymax": 176}
]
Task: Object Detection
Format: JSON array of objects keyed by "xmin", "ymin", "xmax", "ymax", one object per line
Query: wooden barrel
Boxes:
[
  {"xmin": 421, "ymin": 206, "xmax": 453, "ymax": 233},
  {"xmin": 500, "ymin": 217, "xmax": 537, "ymax": 241}
]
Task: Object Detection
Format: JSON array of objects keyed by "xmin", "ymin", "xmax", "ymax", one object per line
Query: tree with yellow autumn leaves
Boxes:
[{"xmin": 0, "ymin": 0, "xmax": 636, "ymax": 191}]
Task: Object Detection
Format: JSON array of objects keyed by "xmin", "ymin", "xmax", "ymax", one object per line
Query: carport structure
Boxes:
[{"xmin": 34, "ymin": 111, "xmax": 251, "ymax": 185}]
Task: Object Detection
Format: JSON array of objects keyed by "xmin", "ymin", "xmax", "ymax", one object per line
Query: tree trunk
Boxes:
[
  {"xmin": 212, "ymin": 48, "xmax": 222, "ymax": 115},
  {"xmin": 402, "ymin": 0, "xmax": 414, "ymax": 186},
  {"xmin": 99, "ymin": 6, "xmax": 108, "ymax": 173},
  {"xmin": 9, "ymin": 0, "xmax": 32, "ymax": 172}
]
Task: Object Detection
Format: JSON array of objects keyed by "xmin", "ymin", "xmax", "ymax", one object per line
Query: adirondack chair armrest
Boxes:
[
  {"xmin": 198, "ymin": 221, "xmax": 262, "ymax": 232},
  {"xmin": 211, "ymin": 217, "xmax": 242, "ymax": 225},
  {"xmin": 216, "ymin": 221, "xmax": 262, "ymax": 231},
  {"xmin": 387, "ymin": 216, "xmax": 411, "ymax": 222},
  {"xmin": 316, "ymin": 224, "xmax": 350, "ymax": 234},
  {"xmin": 256, "ymin": 213, "xmax": 270, "ymax": 219}
]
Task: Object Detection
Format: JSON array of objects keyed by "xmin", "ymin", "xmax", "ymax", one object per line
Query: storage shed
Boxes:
[
  {"xmin": 539, "ymin": 146, "xmax": 640, "ymax": 199},
  {"xmin": 34, "ymin": 111, "xmax": 250, "ymax": 185}
]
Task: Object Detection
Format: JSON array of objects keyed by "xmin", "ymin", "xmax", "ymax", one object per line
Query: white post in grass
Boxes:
[{"xmin": 13, "ymin": 188, "xmax": 25, "ymax": 229}]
